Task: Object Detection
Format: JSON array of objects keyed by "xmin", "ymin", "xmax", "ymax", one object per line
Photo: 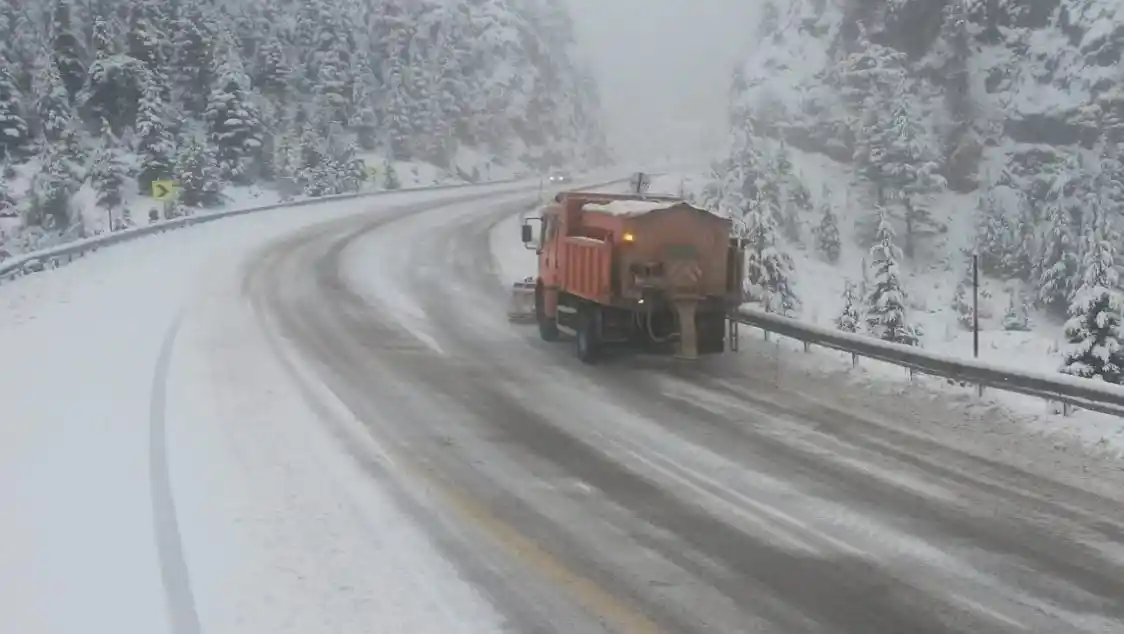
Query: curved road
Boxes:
[{"xmin": 242, "ymin": 191, "xmax": 1124, "ymax": 634}]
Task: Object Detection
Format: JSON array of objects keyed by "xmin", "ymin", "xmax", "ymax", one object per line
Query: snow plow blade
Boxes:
[{"xmin": 507, "ymin": 277, "xmax": 537, "ymax": 322}]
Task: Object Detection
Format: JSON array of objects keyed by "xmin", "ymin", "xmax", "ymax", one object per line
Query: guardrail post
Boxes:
[
  {"xmin": 1062, "ymin": 402, "xmax": 1073, "ymax": 417},
  {"xmin": 803, "ymin": 341, "xmax": 811, "ymax": 353},
  {"xmin": 851, "ymin": 353, "xmax": 858, "ymax": 368}
]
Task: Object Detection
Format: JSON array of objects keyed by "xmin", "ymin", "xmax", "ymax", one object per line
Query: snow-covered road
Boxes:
[
  {"xmin": 0, "ymin": 182, "xmax": 541, "ymax": 634},
  {"xmin": 5, "ymin": 179, "xmax": 1124, "ymax": 633}
]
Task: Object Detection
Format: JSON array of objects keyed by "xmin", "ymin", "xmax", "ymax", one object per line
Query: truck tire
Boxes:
[
  {"xmin": 536, "ymin": 282, "xmax": 559, "ymax": 341},
  {"xmin": 576, "ymin": 306, "xmax": 601, "ymax": 364}
]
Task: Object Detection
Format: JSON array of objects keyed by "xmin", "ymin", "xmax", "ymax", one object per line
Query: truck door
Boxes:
[
  {"xmin": 539, "ymin": 212, "xmax": 561, "ymax": 315},
  {"xmin": 540, "ymin": 213, "xmax": 560, "ymax": 285}
]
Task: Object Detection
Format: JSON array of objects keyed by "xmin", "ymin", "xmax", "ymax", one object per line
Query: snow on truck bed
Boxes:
[{"xmin": 582, "ymin": 199, "xmax": 700, "ymax": 216}]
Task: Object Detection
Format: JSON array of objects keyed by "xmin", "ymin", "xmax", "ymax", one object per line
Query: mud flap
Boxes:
[{"xmin": 673, "ymin": 299, "xmax": 699, "ymax": 360}]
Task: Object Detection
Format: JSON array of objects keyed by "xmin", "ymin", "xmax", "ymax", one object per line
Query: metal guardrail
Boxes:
[
  {"xmin": 0, "ymin": 177, "xmax": 534, "ymax": 283},
  {"xmin": 0, "ymin": 169, "xmax": 640, "ymax": 282},
  {"xmin": 735, "ymin": 306, "xmax": 1124, "ymax": 418}
]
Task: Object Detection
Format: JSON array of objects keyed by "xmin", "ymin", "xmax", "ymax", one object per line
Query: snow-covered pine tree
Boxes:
[
  {"xmin": 835, "ymin": 280, "xmax": 861, "ymax": 332},
  {"xmin": 1060, "ymin": 216, "xmax": 1124, "ymax": 384},
  {"xmin": 432, "ymin": 29, "xmax": 468, "ymax": 157},
  {"xmin": 974, "ymin": 186, "xmax": 1008, "ymax": 275},
  {"xmin": 882, "ymin": 93, "xmax": 946, "ymax": 259},
  {"xmin": 951, "ymin": 254, "xmax": 975, "ymax": 330},
  {"xmin": 744, "ymin": 188, "xmax": 799, "ymax": 315},
  {"xmin": 721, "ymin": 126, "xmax": 765, "ymax": 215},
  {"xmin": 206, "ymin": 42, "xmax": 263, "ymax": 183},
  {"xmin": 0, "ymin": 65, "xmax": 29, "ymax": 162},
  {"xmin": 88, "ymin": 122, "xmax": 130, "ymax": 228},
  {"xmin": 405, "ymin": 21, "xmax": 442, "ymax": 163},
  {"xmin": 1002, "ymin": 291, "xmax": 1030, "ymax": 331},
  {"xmin": 0, "ymin": 161, "xmax": 14, "ymax": 213},
  {"xmin": 755, "ymin": 161, "xmax": 785, "ymax": 231},
  {"xmin": 51, "ymin": 0, "xmax": 86, "ymax": 102},
  {"xmin": 294, "ymin": 116, "xmax": 333, "ymax": 195},
  {"xmin": 789, "ymin": 178, "xmax": 812, "ymax": 213},
  {"xmin": 1096, "ymin": 147, "xmax": 1124, "ymax": 219},
  {"xmin": 28, "ymin": 146, "xmax": 79, "ymax": 230},
  {"xmin": 773, "ymin": 142, "xmax": 793, "ymax": 180},
  {"xmin": 134, "ymin": 73, "xmax": 174, "ymax": 193},
  {"xmin": 126, "ymin": 0, "xmax": 168, "ymax": 72},
  {"xmin": 271, "ymin": 129, "xmax": 298, "ymax": 182},
  {"xmin": 1002, "ymin": 190, "xmax": 1036, "ymax": 281},
  {"xmin": 382, "ymin": 67, "xmax": 412, "ymax": 159},
  {"xmin": 0, "ymin": 0, "xmax": 33, "ymax": 88},
  {"xmin": 780, "ymin": 172, "xmax": 809, "ymax": 245},
  {"xmin": 176, "ymin": 137, "xmax": 223, "ymax": 208},
  {"xmin": 255, "ymin": 29, "xmax": 288, "ymax": 100},
  {"xmin": 936, "ymin": 0, "xmax": 973, "ymax": 168},
  {"xmin": 864, "ymin": 207, "xmax": 919, "ymax": 345},
  {"xmin": 840, "ymin": 29, "xmax": 906, "ymax": 205},
  {"xmin": 781, "ymin": 199, "xmax": 802, "ymax": 244},
  {"xmin": 36, "ymin": 61, "xmax": 72, "ymax": 144},
  {"xmin": 82, "ymin": 15, "xmax": 145, "ymax": 135},
  {"xmin": 332, "ymin": 142, "xmax": 363, "ymax": 193},
  {"xmin": 348, "ymin": 61, "xmax": 378, "ymax": 151},
  {"xmin": 383, "ymin": 159, "xmax": 400, "ymax": 190},
  {"xmin": 814, "ymin": 191, "xmax": 841, "ymax": 263},
  {"xmin": 1050, "ymin": 153, "xmax": 1095, "ymax": 298},
  {"xmin": 172, "ymin": 3, "xmax": 214, "ymax": 116},
  {"xmin": 1037, "ymin": 198, "xmax": 1079, "ymax": 317}
]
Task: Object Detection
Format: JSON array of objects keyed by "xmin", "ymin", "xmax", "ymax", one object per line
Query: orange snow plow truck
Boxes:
[{"xmin": 519, "ymin": 190, "xmax": 745, "ymax": 363}]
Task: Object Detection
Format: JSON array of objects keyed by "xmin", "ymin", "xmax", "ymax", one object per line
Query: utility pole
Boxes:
[
  {"xmin": 973, "ymin": 253, "xmax": 983, "ymax": 398},
  {"xmin": 972, "ymin": 254, "xmax": 979, "ymax": 358}
]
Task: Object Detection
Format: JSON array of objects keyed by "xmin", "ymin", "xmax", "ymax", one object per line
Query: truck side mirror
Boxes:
[{"xmin": 521, "ymin": 216, "xmax": 543, "ymax": 251}]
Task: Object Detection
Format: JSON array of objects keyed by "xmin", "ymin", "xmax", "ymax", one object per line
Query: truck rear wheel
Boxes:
[
  {"xmin": 576, "ymin": 306, "xmax": 601, "ymax": 364},
  {"xmin": 536, "ymin": 283, "xmax": 559, "ymax": 341}
]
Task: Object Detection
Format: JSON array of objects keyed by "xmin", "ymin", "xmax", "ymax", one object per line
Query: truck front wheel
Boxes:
[
  {"xmin": 536, "ymin": 283, "xmax": 559, "ymax": 341},
  {"xmin": 576, "ymin": 306, "xmax": 601, "ymax": 364}
]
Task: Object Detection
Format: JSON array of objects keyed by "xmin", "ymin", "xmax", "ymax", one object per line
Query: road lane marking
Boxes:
[
  {"xmin": 411, "ymin": 464, "xmax": 669, "ymax": 634},
  {"xmin": 149, "ymin": 310, "xmax": 201, "ymax": 634}
]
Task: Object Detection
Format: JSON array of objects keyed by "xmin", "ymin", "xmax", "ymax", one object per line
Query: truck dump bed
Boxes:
[
  {"xmin": 562, "ymin": 236, "xmax": 612, "ymax": 303},
  {"xmin": 522, "ymin": 189, "xmax": 744, "ymax": 361}
]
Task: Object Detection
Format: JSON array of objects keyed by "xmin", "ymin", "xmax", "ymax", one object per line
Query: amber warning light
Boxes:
[{"xmin": 622, "ymin": 232, "xmax": 635, "ymax": 242}]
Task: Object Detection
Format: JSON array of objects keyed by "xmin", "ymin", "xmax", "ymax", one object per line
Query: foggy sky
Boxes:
[{"xmin": 563, "ymin": 0, "xmax": 759, "ymax": 165}]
